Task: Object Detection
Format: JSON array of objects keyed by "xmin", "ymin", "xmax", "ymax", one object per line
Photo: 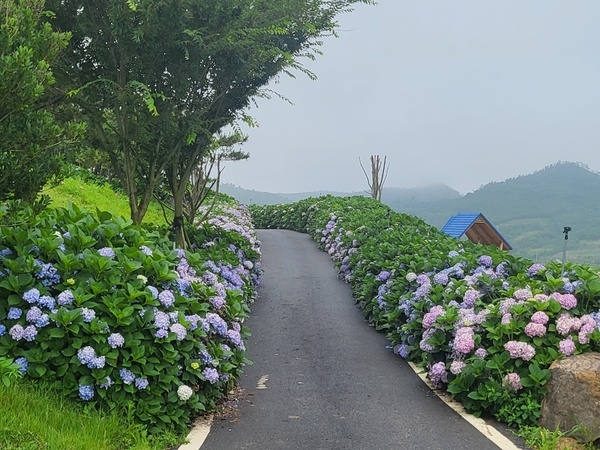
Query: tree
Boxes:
[
  {"xmin": 0, "ymin": 0, "xmax": 83, "ymax": 202},
  {"xmin": 360, "ymin": 155, "xmax": 389, "ymax": 201},
  {"xmin": 48, "ymin": 0, "xmax": 374, "ymax": 242}
]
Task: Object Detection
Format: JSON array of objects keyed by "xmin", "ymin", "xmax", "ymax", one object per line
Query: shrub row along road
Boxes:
[{"xmin": 202, "ymin": 229, "xmax": 512, "ymax": 450}]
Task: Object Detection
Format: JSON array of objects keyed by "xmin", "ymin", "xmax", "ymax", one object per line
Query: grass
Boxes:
[
  {"xmin": 42, "ymin": 177, "xmax": 168, "ymax": 226},
  {"xmin": 0, "ymin": 380, "xmax": 181, "ymax": 450},
  {"xmin": 517, "ymin": 425, "xmax": 600, "ymax": 450}
]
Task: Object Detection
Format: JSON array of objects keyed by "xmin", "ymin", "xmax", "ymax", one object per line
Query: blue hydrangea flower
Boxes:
[
  {"xmin": 0, "ymin": 248, "xmax": 12, "ymax": 257},
  {"xmin": 139, "ymin": 245, "xmax": 153, "ymax": 256},
  {"xmin": 119, "ymin": 368, "xmax": 136, "ymax": 384},
  {"xmin": 79, "ymin": 384, "xmax": 95, "ymax": 401},
  {"xmin": 81, "ymin": 308, "xmax": 96, "ymax": 323},
  {"xmin": 158, "ymin": 290, "xmax": 175, "ymax": 308},
  {"xmin": 88, "ymin": 356, "xmax": 106, "ymax": 369},
  {"xmin": 35, "ymin": 314, "xmax": 50, "ymax": 328},
  {"xmin": 0, "ymin": 324, "xmax": 6, "ymax": 336},
  {"xmin": 23, "ymin": 288, "xmax": 40, "ymax": 304},
  {"xmin": 34, "ymin": 260, "xmax": 61, "ymax": 286},
  {"xmin": 154, "ymin": 328, "xmax": 168, "ymax": 339},
  {"xmin": 7, "ymin": 307, "xmax": 22, "ymax": 320},
  {"xmin": 134, "ymin": 378, "xmax": 149, "ymax": 390},
  {"xmin": 97, "ymin": 247, "xmax": 115, "ymax": 259},
  {"xmin": 99, "ymin": 376, "xmax": 114, "ymax": 389},
  {"xmin": 147, "ymin": 286, "xmax": 159, "ymax": 298},
  {"xmin": 77, "ymin": 346, "xmax": 96, "ymax": 366},
  {"xmin": 38, "ymin": 296, "xmax": 56, "ymax": 310},
  {"xmin": 107, "ymin": 333, "xmax": 125, "ymax": 349},
  {"xmin": 57, "ymin": 290, "xmax": 74, "ymax": 306},
  {"xmin": 14, "ymin": 357, "xmax": 28, "ymax": 374}
]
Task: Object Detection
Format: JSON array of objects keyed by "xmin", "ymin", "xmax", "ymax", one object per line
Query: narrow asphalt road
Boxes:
[{"xmin": 201, "ymin": 229, "xmax": 513, "ymax": 450}]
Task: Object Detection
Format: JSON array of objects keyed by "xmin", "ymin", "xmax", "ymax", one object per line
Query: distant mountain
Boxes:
[
  {"xmin": 395, "ymin": 161, "xmax": 600, "ymax": 265},
  {"xmin": 221, "ymin": 162, "xmax": 600, "ymax": 265}
]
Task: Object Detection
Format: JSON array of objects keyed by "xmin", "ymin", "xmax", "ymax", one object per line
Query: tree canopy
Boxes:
[
  {"xmin": 47, "ymin": 0, "xmax": 373, "ymax": 240},
  {"xmin": 0, "ymin": 0, "xmax": 83, "ymax": 202}
]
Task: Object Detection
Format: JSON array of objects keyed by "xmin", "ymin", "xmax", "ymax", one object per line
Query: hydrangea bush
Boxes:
[
  {"xmin": 0, "ymin": 199, "xmax": 262, "ymax": 434},
  {"xmin": 251, "ymin": 195, "xmax": 600, "ymax": 428}
]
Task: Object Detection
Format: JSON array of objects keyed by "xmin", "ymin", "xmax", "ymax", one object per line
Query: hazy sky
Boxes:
[{"xmin": 220, "ymin": 1, "xmax": 600, "ymax": 195}]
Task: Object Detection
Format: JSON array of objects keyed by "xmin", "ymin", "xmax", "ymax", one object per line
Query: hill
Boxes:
[
  {"xmin": 398, "ymin": 162, "xmax": 600, "ymax": 265},
  {"xmin": 220, "ymin": 161, "xmax": 600, "ymax": 265}
]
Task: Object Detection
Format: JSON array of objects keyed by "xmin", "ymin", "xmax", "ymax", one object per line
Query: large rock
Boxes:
[{"xmin": 540, "ymin": 352, "xmax": 600, "ymax": 443}]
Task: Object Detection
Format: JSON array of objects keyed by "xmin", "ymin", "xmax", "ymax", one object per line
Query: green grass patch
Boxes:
[
  {"xmin": 0, "ymin": 380, "xmax": 180, "ymax": 450},
  {"xmin": 43, "ymin": 177, "xmax": 168, "ymax": 226}
]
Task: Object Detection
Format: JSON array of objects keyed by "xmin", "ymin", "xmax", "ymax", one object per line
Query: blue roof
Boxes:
[
  {"xmin": 441, "ymin": 212, "xmax": 512, "ymax": 250},
  {"xmin": 441, "ymin": 212, "xmax": 481, "ymax": 238}
]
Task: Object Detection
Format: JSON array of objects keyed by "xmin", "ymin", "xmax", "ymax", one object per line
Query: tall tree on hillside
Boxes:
[
  {"xmin": 47, "ymin": 0, "xmax": 373, "ymax": 243},
  {"xmin": 360, "ymin": 155, "xmax": 389, "ymax": 201},
  {"xmin": 0, "ymin": 0, "xmax": 83, "ymax": 202}
]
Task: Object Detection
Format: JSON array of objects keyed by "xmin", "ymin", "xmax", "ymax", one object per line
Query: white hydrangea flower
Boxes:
[
  {"xmin": 177, "ymin": 385, "xmax": 193, "ymax": 401},
  {"xmin": 406, "ymin": 272, "xmax": 417, "ymax": 282}
]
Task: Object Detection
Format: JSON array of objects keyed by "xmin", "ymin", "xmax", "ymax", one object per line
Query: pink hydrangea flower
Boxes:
[
  {"xmin": 423, "ymin": 305, "xmax": 445, "ymax": 329},
  {"xmin": 504, "ymin": 341, "xmax": 536, "ymax": 361},
  {"xmin": 513, "ymin": 289, "xmax": 533, "ymax": 301},
  {"xmin": 524, "ymin": 322, "xmax": 547, "ymax": 337},
  {"xmin": 453, "ymin": 327, "xmax": 475, "ymax": 355},
  {"xmin": 450, "ymin": 360, "xmax": 466, "ymax": 375},
  {"xmin": 551, "ymin": 293, "xmax": 577, "ymax": 310},
  {"xmin": 502, "ymin": 372, "xmax": 522, "ymax": 391},
  {"xmin": 530, "ymin": 311, "xmax": 549, "ymax": 325},
  {"xmin": 559, "ymin": 336, "xmax": 576, "ymax": 356}
]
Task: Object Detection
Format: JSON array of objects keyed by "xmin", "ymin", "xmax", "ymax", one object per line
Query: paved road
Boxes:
[{"xmin": 202, "ymin": 229, "xmax": 512, "ymax": 450}]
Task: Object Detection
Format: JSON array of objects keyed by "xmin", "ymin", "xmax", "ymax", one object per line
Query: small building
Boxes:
[{"xmin": 441, "ymin": 212, "xmax": 512, "ymax": 251}]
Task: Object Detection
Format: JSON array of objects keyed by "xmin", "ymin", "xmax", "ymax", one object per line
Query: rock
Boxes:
[{"xmin": 540, "ymin": 352, "xmax": 600, "ymax": 443}]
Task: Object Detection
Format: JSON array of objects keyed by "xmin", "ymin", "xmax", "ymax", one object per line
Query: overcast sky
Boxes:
[{"xmin": 220, "ymin": 0, "xmax": 600, "ymax": 195}]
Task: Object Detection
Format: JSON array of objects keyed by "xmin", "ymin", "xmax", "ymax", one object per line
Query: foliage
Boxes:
[
  {"xmin": 0, "ymin": 198, "xmax": 262, "ymax": 435},
  {"xmin": 250, "ymin": 195, "xmax": 600, "ymax": 429},
  {"xmin": 47, "ymin": 0, "xmax": 374, "ymax": 235},
  {"xmin": 45, "ymin": 175, "xmax": 167, "ymax": 226},
  {"xmin": 0, "ymin": 0, "xmax": 84, "ymax": 202}
]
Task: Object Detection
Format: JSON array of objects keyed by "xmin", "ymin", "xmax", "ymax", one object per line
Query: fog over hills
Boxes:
[{"xmin": 222, "ymin": 161, "xmax": 600, "ymax": 265}]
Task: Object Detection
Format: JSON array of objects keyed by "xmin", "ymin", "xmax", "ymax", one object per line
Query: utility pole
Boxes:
[{"xmin": 561, "ymin": 226, "xmax": 571, "ymax": 276}]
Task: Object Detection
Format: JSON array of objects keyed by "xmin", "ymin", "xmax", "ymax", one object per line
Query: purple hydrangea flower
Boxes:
[
  {"xmin": 147, "ymin": 286, "xmax": 159, "ymax": 298},
  {"xmin": 170, "ymin": 323, "xmax": 187, "ymax": 341},
  {"xmin": 227, "ymin": 329, "xmax": 245, "ymax": 350},
  {"xmin": 393, "ymin": 344, "xmax": 410, "ymax": 359},
  {"xmin": 210, "ymin": 296, "xmax": 226, "ymax": 309},
  {"xmin": 155, "ymin": 328, "xmax": 168, "ymax": 339},
  {"xmin": 376, "ymin": 271, "xmax": 391, "ymax": 282},
  {"xmin": 474, "ymin": 348, "xmax": 487, "ymax": 358},
  {"xmin": 22, "ymin": 325, "xmax": 37, "ymax": 341},
  {"xmin": 99, "ymin": 376, "xmax": 114, "ymax": 389},
  {"xmin": 513, "ymin": 289, "xmax": 533, "ymax": 301},
  {"xmin": 428, "ymin": 361, "xmax": 448, "ymax": 388},
  {"xmin": 527, "ymin": 263, "xmax": 546, "ymax": 277},
  {"xmin": 202, "ymin": 367, "xmax": 219, "ymax": 384},
  {"xmin": 463, "ymin": 289, "xmax": 480, "ymax": 308},
  {"xmin": 433, "ymin": 272, "xmax": 449, "ymax": 285},
  {"xmin": 8, "ymin": 324, "xmax": 24, "ymax": 341},
  {"xmin": 450, "ymin": 360, "xmax": 466, "ymax": 375},
  {"xmin": 478, "ymin": 255, "xmax": 493, "ymax": 267}
]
